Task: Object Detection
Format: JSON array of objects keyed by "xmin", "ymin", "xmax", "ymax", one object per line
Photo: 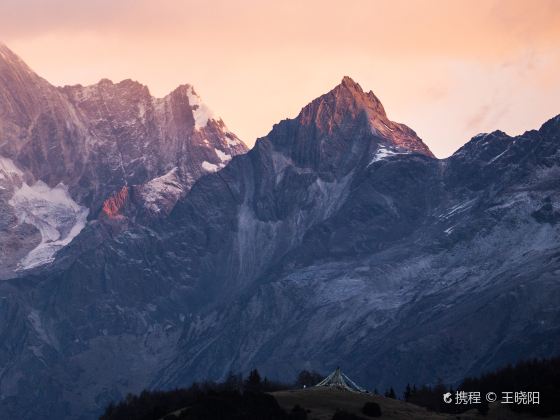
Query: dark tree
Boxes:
[
  {"xmin": 384, "ymin": 387, "xmax": 396, "ymax": 399},
  {"xmin": 223, "ymin": 371, "xmax": 243, "ymax": 392},
  {"xmin": 245, "ymin": 369, "xmax": 263, "ymax": 392},
  {"xmin": 295, "ymin": 370, "xmax": 324, "ymax": 388},
  {"xmin": 404, "ymin": 383, "xmax": 412, "ymax": 401}
]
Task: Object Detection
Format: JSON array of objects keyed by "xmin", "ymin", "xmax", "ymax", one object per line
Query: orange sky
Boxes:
[{"xmin": 1, "ymin": 0, "xmax": 559, "ymax": 157}]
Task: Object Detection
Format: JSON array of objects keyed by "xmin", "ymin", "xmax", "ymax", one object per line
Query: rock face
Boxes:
[
  {"xmin": 60, "ymin": 80, "xmax": 246, "ymax": 212},
  {"xmin": 0, "ymin": 44, "xmax": 247, "ymax": 275},
  {"xmin": 0, "ymin": 44, "xmax": 559, "ymax": 420}
]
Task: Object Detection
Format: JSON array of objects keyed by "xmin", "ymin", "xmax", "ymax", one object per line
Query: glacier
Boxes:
[{"xmin": 8, "ymin": 181, "xmax": 89, "ymax": 270}]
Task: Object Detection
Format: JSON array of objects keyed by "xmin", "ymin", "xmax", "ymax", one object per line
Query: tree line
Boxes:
[{"xmin": 100, "ymin": 369, "xmax": 323, "ymax": 420}]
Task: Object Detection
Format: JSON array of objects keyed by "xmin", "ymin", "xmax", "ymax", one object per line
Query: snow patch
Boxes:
[
  {"xmin": 186, "ymin": 86, "xmax": 215, "ymax": 130},
  {"xmin": 215, "ymin": 149, "xmax": 231, "ymax": 163},
  {"xmin": 225, "ymin": 135, "xmax": 240, "ymax": 147},
  {"xmin": 140, "ymin": 167, "xmax": 184, "ymax": 214},
  {"xmin": 201, "ymin": 161, "xmax": 220, "ymax": 172},
  {"xmin": 368, "ymin": 146, "xmax": 409, "ymax": 166},
  {"xmin": 9, "ymin": 181, "xmax": 89, "ymax": 270}
]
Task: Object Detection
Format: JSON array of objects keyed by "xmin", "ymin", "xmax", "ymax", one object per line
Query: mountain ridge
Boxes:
[
  {"xmin": 0, "ymin": 43, "xmax": 247, "ymax": 276},
  {"xmin": 0, "ymin": 44, "xmax": 559, "ymax": 420}
]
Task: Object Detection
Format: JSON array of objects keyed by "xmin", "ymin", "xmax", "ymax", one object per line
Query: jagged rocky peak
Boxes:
[
  {"xmin": 62, "ymin": 78, "xmax": 151, "ymax": 104},
  {"xmin": 450, "ymin": 114, "xmax": 560, "ymax": 170},
  {"xmin": 164, "ymin": 83, "xmax": 230, "ymax": 134},
  {"xmin": 264, "ymin": 76, "xmax": 433, "ymax": 175},
  {"xmin": 58, "ymin": 72, "xmax": 247, "ymax": 214},
  {"xmin": 299, "ymin": 75, "xmax": 387, "ymax": 128},
  {"xmin": 300, "ymin": 76, "xmax": 434, "ymax": 156}
]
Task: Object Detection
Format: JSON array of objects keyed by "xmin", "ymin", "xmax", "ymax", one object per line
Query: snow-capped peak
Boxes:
[{"xmin": 186, "ymin": 86, "xmax": 216, "ymax": 131}]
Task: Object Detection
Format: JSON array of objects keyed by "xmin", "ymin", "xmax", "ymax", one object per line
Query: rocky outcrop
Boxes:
[{"xmin": 60, "ymin": 80, "xmax": 246, "ymax": 211}]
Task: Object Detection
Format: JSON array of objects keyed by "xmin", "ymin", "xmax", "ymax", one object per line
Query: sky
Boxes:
[{"xmin": 1, "ymin": 0, "xmax": 559, "ymax": 157}]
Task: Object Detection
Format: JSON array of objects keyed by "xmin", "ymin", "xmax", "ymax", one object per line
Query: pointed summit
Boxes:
[
  {"xmin": 336, "ymin": 75, "xmax": 371, "ymax": 99},
  {"xmin": 262, "ymin": 76, "xmax": 433, "ymax": 178},
  {"xmin": 298, "ymin": 76, "xmax": 387, "ymax": 131},
  {"xmin": 335, "ymin": 76, "xmax": 383, "ymax": 112},
  {"xmin": 341, "ymin": 75, "xmax": 359, "ymax": 87},
  {"xmin": 280, "ymin": 76, "xmax": 433, "ymax": 160}
]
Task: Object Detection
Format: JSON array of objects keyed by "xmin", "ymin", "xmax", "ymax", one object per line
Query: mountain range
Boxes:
[{"xmin": 0, "ymin": 44, "xmax": 559, "ymax": 419}]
